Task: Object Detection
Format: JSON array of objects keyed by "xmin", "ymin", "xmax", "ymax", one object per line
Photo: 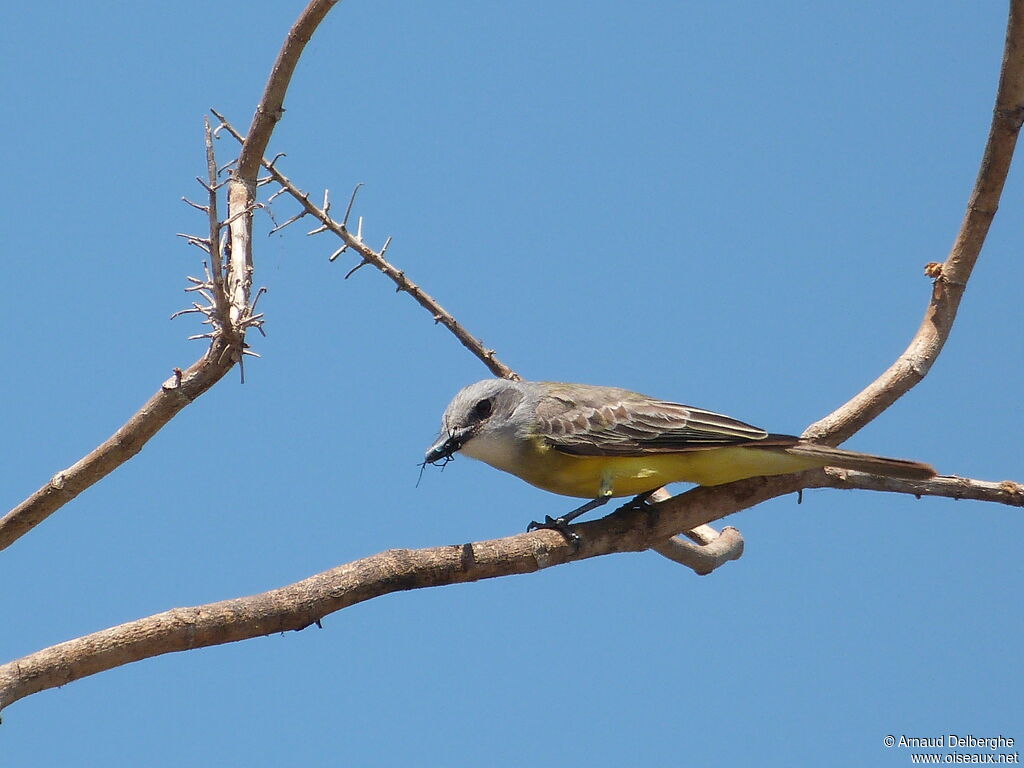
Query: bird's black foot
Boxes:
[
  {"xmin": 526, "ymin": 496, "xmax": 611, "ymax": 548},
  {"xmin": 527, "ymin": 515, "xmax": 581, "ymax": 548},
  {"xmin": 616, "ymin": 490, "xmax": 658, "ymax": 513}
]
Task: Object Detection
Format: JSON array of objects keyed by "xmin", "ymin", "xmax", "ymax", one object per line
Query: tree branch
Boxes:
[
  {"xmin": 0, "ymin": 350, "xmax": 232, "ymax": 551},
  {"xmin": 804, "ymin": 0, "xmax": 1024, "ymax": 445},
  {"xmin": 822, "ymin": 469, "xmax": 1024, "ymax": 507},
  {"xmin": 651, "ymin": 526, "xmax": 745, "ymax": 575},
  {"xmin": 1, "ymin": 468, "xmax": 1016, "ymax": 713},
  {"xmin": 213, "ymin": 110, "xmax": 520, "ymax": 381},
  {"xmin": 644, "ymin": 487, "xmax": 745, "ymax": 573},
  {"xmin": 203, "ymin": 116, "xmax": 229, "ymax": 327},
  {"xmin": 236, "ymin": 0, "xmax": 341, "ymax": 180}
]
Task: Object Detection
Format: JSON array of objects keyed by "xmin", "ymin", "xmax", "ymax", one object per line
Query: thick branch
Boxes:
[
  {"xmin": 804, "ymin": 0, "xmax": 1024, "ymax": 444},
  {"xmin": 1, "ymin": 468, "xmax": 1015, "ymax": 712},
  {"xmin": 0, "ymin": 473, "xmax": 805, "ymax": 712}
]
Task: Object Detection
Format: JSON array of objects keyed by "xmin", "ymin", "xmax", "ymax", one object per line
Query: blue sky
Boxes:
[{"xmin": 2, "ymin": 2, "xmax": 1021, "ymax": 765}]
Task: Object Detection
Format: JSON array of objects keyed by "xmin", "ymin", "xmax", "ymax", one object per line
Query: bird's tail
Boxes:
[{"xmin": 768, "ymin": 442, "xmax": 936, "ymax": 480}]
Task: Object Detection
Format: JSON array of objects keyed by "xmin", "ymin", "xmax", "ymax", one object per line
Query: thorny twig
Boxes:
[
  {"xmin": 0, "ymin": 111, "xmax": 268, "ymax": 550},
  {"xmin": 210, "ymin": 108, "xmax": 519, "ymax": 382}
]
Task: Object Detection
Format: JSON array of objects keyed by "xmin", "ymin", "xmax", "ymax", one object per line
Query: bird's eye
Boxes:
[{"xmin": 472, "ymin": 398, "xmax": 492, "ymax": 419}]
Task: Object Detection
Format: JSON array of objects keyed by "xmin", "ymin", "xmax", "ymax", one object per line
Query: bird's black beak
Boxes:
[{"xmin": 424, "ymin": 430, "xmax": 467, "ymax": 464}]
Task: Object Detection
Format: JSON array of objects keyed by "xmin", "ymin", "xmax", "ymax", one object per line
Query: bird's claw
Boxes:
[
  {"xmin": 527, "ymin": 515, "xmax": 581, "ymax": 548},
  {"xmin": 618, "ymin": 490, "xmax": 657, "ymax": 514}
]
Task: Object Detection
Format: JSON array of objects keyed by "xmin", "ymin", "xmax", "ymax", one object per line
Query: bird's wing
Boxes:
[{"xmin": 534, "ymin": 385, "xmax": 777, "ymax": 457}]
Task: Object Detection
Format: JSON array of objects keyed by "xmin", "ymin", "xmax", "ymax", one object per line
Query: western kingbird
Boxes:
[{"xmin": 425, "ymin": 379, "xmax": 935, "ymax": 531}]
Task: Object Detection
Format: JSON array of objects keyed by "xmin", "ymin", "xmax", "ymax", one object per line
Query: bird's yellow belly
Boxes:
[{"xmin": 516, "ymin": 444, "xmax": 822, "ymax": 498}]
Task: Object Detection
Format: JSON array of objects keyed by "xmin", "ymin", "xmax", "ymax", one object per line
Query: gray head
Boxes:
[{"xmin": 424, "ymin": 379, "xmax": 533, "ymax": 465}]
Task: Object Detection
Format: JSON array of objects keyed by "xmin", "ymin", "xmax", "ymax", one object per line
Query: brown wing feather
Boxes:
[{"xmin": 534, "ymin": 384, "xmax": 777, "ymax": 457}]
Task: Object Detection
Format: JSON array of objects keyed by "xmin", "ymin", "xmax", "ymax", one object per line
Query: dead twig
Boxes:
[
  {"xmin": 203, "ymin": 116, "xmax": 229, "ymax": 328},
  {"xmin": 652, "ymin": 527, "xmax": 745, "ymax": 576},
  {"xmin": 643, "ymin": 487, "xmax": 745, "ymax": 574}
]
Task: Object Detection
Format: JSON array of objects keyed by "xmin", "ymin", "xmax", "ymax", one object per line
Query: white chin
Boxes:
[{"xmin": 460, "ymin": 432, "xmax": 520, "ymax": 474}]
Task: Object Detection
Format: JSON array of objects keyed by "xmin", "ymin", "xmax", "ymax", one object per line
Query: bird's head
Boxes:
[{"xmin": 424, "ymin": 378, "xmax": 529, "ymax": 465}]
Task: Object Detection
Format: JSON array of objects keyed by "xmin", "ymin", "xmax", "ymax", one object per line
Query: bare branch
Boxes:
[
  {"xmin": 169, "ymin": 304, "xmax": 210, "ymax": 321},
  {"xmin": 203, "ymin": 116, "xmax": 229, "ymax": 327},
  {"xmin": 0, "ymin": 472, "xmax": 849, "ymax": 712},
  {"xmin": 1, "ymin": 464, "xmax": 1015, "ymax": 712},
  {"xmin": 652, "ymin": 527, "xmax": 745, "ymax": 575},
  {"xmin": 235, "ymin": 0, "xmax": 341, "ymax": 181},
  {"xmin": 342, "ymin": 182, "xmax": 362, "ymax": 226},
  {"xmin": 641, "ymin": 487, "xmax": 745, "ymax": 573},
  {"xmin": 214, "ymin": 114, "xmax": 521, "ymax": 381},
  {"xmin": 0, "ymin": 345, "xmax": 237, "ymax": 550},
  {"xmin": 181, "ymin": 197, "xmax": 208, "ymax": 212},
  {"xmin": 822, "ymin": 470, "xmax": 1024, "ymax": 507},
  {"xmin": 267, "ymin": 208, "xmax": 307, "ymax": 235},
  {"xmin": 250, "ymin": 286, "xmax": 268, "ymax": 313},
  {"xmin": 175, "ymin": 233, "xmax": 212, "ymax": 253},
  {"xmin": 344, "ymin": 259, "xmax": 371, "ymax": 280},
  {"xmin": 222, "ymin": 202, "xmax": 262, "ymax": 228},
  {"xmin": 804, "ymin": 2, "xmax": 1024, "ymax": 444}
]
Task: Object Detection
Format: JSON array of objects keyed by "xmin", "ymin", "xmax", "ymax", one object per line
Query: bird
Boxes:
[{"xmin": 424, "ymin": 378, "xmax": 935, "ymax": 535}]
